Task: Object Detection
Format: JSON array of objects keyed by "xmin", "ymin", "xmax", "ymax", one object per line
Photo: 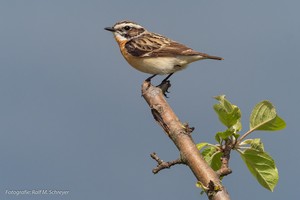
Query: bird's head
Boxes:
[{"xmin": 105, "ymin": 20, "xmax": 147, "ymax": 41}]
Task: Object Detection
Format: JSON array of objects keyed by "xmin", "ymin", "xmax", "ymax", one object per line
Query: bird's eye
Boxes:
[{"xmin": 124, "ymin": 26, "xmax": 131, "ymax": 31}]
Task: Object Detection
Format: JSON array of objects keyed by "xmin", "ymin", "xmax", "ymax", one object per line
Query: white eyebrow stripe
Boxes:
[{"xmin": 114, "ymin": 23, "xmax": 143, "ymax": 30}]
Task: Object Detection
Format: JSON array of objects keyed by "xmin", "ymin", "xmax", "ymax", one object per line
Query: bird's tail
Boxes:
[
  {"xmin": 199, "ymin": 52, "xmax": 224, "ymax": 60},
  {"xmin": 205, "ymin": 54, "xmax": 224, "ymax": 60},
  {"xmin": 206, "ymin": 55, "xmax": 224, "ymax": 60}
]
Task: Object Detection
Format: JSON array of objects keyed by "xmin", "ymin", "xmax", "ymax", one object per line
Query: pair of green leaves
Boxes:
[
  {"xmin": 197, "ymin": 95, "xmax": 286, "ymax": 192},
  {"xmin": 214, "ymin": 95, "xmax": 285, "ymax": 133}
]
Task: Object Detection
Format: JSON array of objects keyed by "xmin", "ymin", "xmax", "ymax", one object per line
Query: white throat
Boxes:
[{"xmin": 114, "ymin": 33, "xmax": 127, "ymax": 41}]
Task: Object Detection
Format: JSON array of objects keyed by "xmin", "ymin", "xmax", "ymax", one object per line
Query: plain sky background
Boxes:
[{"xmin": 0, "ymin": 0, "xmax": 299, "ymax": 199}]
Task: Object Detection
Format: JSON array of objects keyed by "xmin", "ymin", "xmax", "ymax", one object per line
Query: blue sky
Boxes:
[{"xmin": 0, "ymin": 1, "xmax": 299, "ymax": 199}]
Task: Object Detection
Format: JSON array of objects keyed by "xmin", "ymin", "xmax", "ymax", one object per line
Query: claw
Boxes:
[{"xmin": 157, "ymin": 80, "xmax": 171, "ymax": 97}]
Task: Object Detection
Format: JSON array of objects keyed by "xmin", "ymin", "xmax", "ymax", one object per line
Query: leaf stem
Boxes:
[{"xmin": 237, "ymin": 128, "xmax": 255, "ymax": 144}]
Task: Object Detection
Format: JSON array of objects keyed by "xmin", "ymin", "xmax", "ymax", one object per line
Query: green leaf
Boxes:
[
  {"xmin": 196, "ymin": 142, "xmax": 210, "ymax": 151},
  {"xmin": 216, "ymin": 130, "xmax": 234, "ymax": 140},
  {"xmin": 215, "ymin": 134, "xmax": 221, "ymax": 144},
  {"xmin": 202, "ymin": 147, "xmax": 222, "ymax": 171},
  {"xmin": 196, "ymin": 181, "xmax": 207, "ymax": 194},
  {"xmin": 215, "ymin": 130, "xmax": 235, "ymax": 144},
  {"xmin": 232, "ymin": 120, "xmax": 242, "ymax": 133},
  {"xmin": 233, "ymin": 133, "xmax": 240, "ymax": 140},
  {"xmin": 201, "ymin": 146, "xmax": 217, "ymax": 160},
  {"xmin": 209, "ymin": 151, "xmax": 222, "ymax": 171},
  {"xmin": 239, "ymin": 149, "xmax": 278, "ymax": 191},
  {"xmin": 213, "ymin": 95, "xmax": 242, "ymax": 131},
  {"xmin": 240, "ymin": 138, "xmax": 265, "ymax": 152},
  {"xmin": 250, "ymin": 101, "xmax": 286, "ymax": 131}
]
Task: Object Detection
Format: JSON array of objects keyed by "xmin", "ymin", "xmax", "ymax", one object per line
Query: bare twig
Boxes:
[
  {"xmin": 150, "ymin": 152, "xmax": 184, "ymax": 174},
  {"xmin": 142, "ymin": 81, "xmax": 231, "ymax": 200}
]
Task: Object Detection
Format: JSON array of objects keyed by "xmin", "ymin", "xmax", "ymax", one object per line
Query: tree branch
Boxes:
[
  {"xmin": 150, "ymin": 152, "xmax": 184, "ymax": 174},
  {"xmin": 141, "ymin": 81, "xmax": 231, "ymax": 200},
  {"xmin": 217, "ymin": 140, "xmax": 233, "ymax": 178}
]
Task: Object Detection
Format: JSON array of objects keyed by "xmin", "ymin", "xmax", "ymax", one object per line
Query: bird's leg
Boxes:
[
  {"xmin": 161, "ymin": 73, "xmax": 174, "ymax": 83},
  {"xmin": 145, "ymin": 74, "xmax": 157, "ymax": 82}
]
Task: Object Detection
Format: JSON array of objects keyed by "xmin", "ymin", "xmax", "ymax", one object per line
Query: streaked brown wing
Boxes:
[
  {"xmin": 125, "ymin": 33, "xmax": 223, "ymax": 60},
  {"xmin": 125, "ymin": 33, "xmax": 167, "ymax": 57},
  {"xmin": 125, "ymin": 33, "xmax": 199, "ymax": 57},
  {"xmin": 145, "ymin": 40, "xmax": 223, "ymax": 60},
  {"xmin": 148, "ymin": 40, "xmax": 224, "ymax": 59},
  {"xmin": 148, "ymin": 41, "xmax": 201, "ymax": 57}
]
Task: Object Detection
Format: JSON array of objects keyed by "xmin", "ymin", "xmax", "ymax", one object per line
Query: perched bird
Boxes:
[{"xmin": 105, "ymin": 20, "xmax": 223, "ymax": 82}]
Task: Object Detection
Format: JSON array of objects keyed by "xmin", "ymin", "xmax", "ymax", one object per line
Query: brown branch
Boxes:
[
  {"xmin": 217, "ymin": 139, "xmax": 236, "ymax": 178},
  {"xmin": 217, "ymin": 157, "xmax": 232, "ymax": 178},
  {"xmin": 142, "ymin": 81, "xmax": 231, "ymax": 200},
  {"xmin": 150, "ymin": 152, "xmax": 184, "ymax": 174},
  {"xmin": 217, "ymin": 142, "xmax": 233, "ymax": 178}
]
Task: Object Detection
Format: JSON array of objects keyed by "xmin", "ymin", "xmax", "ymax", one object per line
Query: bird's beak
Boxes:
[{"xmin": 104, "ymin": 27, "xmax": 116, "ymax": 32}]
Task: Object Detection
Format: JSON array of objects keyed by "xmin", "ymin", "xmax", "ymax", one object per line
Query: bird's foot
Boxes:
[{"xmin": 157, "ymin": 80, "xmax": 171, "ymax": 98}]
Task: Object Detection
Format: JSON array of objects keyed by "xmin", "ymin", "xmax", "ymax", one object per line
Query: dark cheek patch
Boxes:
[{"xmin": 128, "ymin": 28, "xmax": 145, "ymax": 38}]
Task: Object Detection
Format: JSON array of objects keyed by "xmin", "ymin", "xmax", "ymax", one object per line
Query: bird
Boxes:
[{"xmin": 104, "ymin": 20, "xmax": 223, "ymax": 82}]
